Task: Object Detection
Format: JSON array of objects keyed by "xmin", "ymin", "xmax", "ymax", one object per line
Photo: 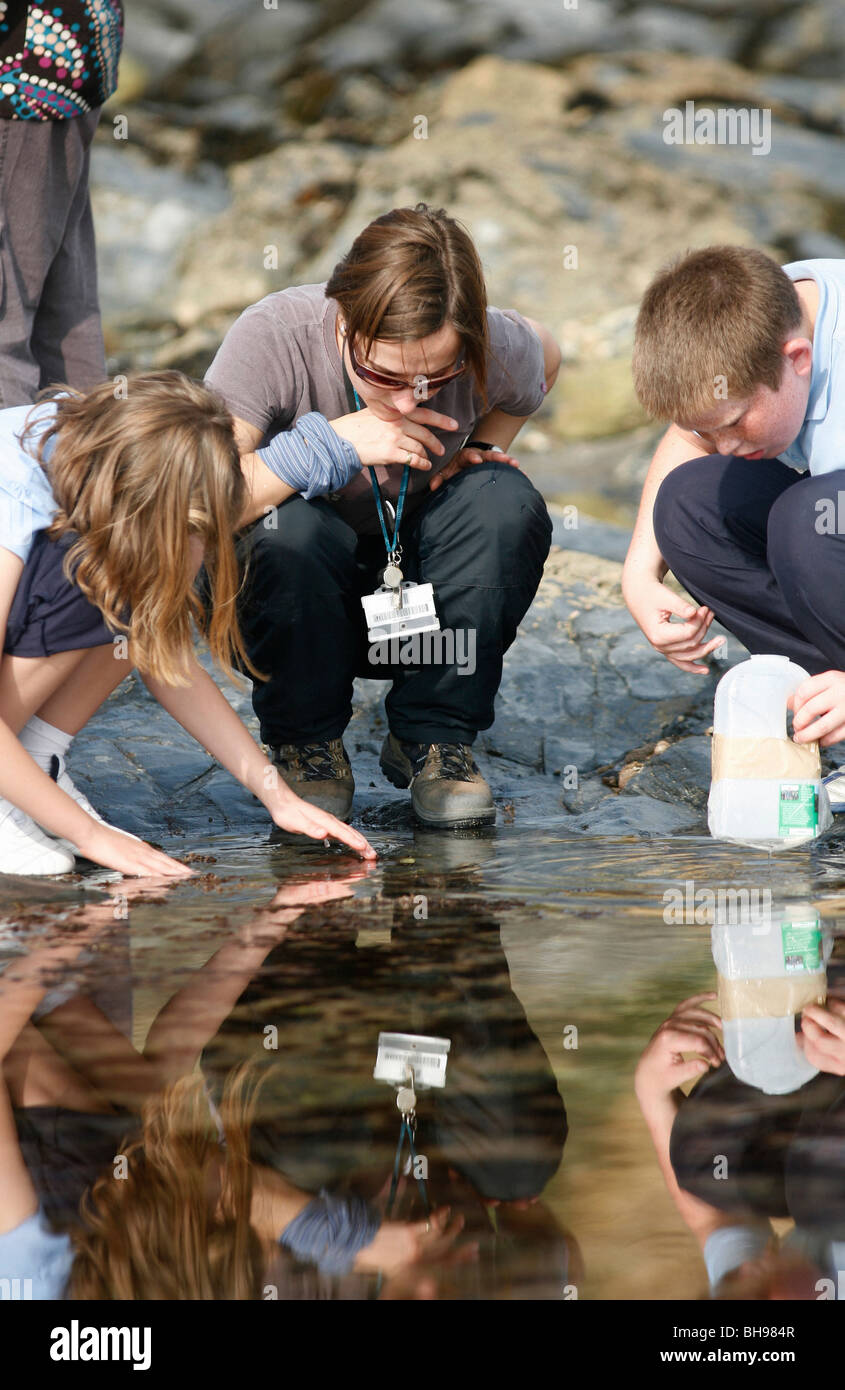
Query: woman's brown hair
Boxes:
[
  {"xmin": 21, "ymin": 371, "xmax": 252, "ymax": 687},
  {"xmin": 67, "ymin": 1067, "xmax": 266, "ymax": 1300},
  {"xmin": 325, "ymin": 203, "xmax": 490, "ymax": 407}
]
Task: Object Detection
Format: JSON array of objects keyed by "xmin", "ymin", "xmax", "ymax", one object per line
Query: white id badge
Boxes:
[
  {"xmin": 373, "ymin": 1032, "xmax": 451, "ymax": 1089},
  {"xmin": 361, "ymin": 581, "xmax": 440, "ymax": 642}
]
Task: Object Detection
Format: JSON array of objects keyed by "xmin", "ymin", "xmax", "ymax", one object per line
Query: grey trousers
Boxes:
[{"xmin": 0, "ymin": 109, "xmax": 106, "ymax": 407}]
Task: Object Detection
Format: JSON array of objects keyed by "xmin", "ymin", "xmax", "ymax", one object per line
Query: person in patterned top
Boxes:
[{"xmin": 0, "ymin": 3, "xmax": 123, "ymax": 405}]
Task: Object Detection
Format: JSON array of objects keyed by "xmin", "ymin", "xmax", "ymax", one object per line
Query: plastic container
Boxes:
[
  {"xmin": 708, "ymin": 655, "xmax": 832, "ymax": 850},
  {"xmin": 711, "ymin": 902, "xmax": 829, "ymax": 1094}
]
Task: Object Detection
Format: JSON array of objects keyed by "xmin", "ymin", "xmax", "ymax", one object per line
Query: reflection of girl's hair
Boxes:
[{"xmin": 67, "ymin": 1065, "xmax": 266, "ymax": 1299}]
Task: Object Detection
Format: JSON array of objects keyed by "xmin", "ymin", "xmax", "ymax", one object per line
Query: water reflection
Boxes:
[
  {"xmin": 0, "ymin": 871, "xmax": 572, "ymax": 1299},
  {"xmin": 635, "ymin": 918, "xmax": 845, "ymax": 1301},
  {"xmin": 2, "ymin": 826, "xmax": 845, "ymax": 1300}
]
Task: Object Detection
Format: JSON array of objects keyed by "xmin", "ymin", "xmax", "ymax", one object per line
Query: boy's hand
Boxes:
[
  {"xmin": 789, "ymin": 670, "xmax": 845, "ymax": 745},
  {"xmin": 623, "ymin": 574, "xmax": 725, "ymax": 673},
  {"xmin": 798, "ymin": 999, "xmax": 845, "ymax": 1075},
  {"xmin": 635, "ymin": 992, "xmax": 725, "ymax": 1104}
]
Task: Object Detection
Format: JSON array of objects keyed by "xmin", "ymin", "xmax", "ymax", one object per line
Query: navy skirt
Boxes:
[{"xmin": 4, "ymin": 529, "xmax": 115, "ymax": 658}]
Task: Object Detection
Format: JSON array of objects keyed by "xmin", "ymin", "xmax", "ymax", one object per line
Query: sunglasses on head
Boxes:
[{"xmin": 344, "ymin": 330, "xmax": 466, "ymax": 392}]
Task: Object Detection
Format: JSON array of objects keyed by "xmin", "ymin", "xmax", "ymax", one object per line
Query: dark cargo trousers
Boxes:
[
  {"xmin": 236, "ymin": 459, "xmax": 553, "ymax": 748},
  {"xmin": 654, "ymin": 453, "xmax": 845, "ymax": 675}
]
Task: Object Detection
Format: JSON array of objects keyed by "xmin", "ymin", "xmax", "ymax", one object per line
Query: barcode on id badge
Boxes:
[
  {"xmin": 381, "ymin": 1050, "xmax": 445, "ymax": 1069},
  {"xmin": 396, "ymin": 603, "xmax": 433, "ymax": 617}
]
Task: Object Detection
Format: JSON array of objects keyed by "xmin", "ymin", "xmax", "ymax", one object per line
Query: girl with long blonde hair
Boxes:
[{"xmin": 0, "ymin": 370, "xmax": 374, "ymax": 874}]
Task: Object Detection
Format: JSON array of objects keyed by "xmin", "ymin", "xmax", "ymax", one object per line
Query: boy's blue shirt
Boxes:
[{"xmin": 779, "ymin": 259, "xmax": 845, "ymax": 474}]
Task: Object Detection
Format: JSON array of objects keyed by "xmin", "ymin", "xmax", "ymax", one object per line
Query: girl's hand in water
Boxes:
[
  {"xmin": 75, "ymin": 823, "xmax": 194, "ymax": 879},
  {"xmin": 798, "ymin": 998, "xmax": 845, "ymax": 1075},
  {"xmin": 265, "ymin": 782, "xmax": 377, "ymax": 860},
  {"xmin": 634, "ymin": 993, "xmax": 725, "ymax": 1104},
  {"xmin": 789, "ymin": 670, "xmax": 845, "ymax": 746}
]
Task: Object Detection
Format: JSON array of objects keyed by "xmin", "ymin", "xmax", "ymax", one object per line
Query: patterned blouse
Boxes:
[{"xmin": 0, "ymin": 1, "xmax": 123, "ymax": 119}]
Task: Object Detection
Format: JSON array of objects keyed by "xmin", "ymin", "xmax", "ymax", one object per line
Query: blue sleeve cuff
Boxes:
[
  {"xmin": 279, "ymin": 1190, "xmax": 381, "ymax": 1276},
  {"xmin": 256, "ymin": 413, "xmax": 361, "ymax": 499}
]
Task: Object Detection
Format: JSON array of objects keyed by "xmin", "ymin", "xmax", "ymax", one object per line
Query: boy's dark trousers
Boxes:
[
  {"xmin": 235, "ymin": 459, "xmax": 553, "ymax": 749},
  {"xmin": 654, "ymin": 453, "xmax": 845, "ymax": 674}
]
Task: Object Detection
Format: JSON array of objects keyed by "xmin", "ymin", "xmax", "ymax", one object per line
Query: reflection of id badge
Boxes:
[
  {"xmin": 361, "ymin": 580, "xmax": 440, "ymax": 642},
  {"xmin": 373, "ymin": 1032, "xmax": 451, "ymax": 1089}
]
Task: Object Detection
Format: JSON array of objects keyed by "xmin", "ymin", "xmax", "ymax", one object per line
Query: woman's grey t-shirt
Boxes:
[{"xmin": 204, "ymin": 283, "xmax": 546, "ymax": 536}]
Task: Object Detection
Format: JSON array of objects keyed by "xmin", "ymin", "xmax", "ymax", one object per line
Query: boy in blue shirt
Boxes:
[{"xmin": 622, "ymin": 247, "xmax": 845, "ymax": 801}]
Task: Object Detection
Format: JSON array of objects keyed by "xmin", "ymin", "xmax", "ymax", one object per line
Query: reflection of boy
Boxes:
[
  {"xmin": 623, "ymin": 249, "xmax": 845, "ymax": 792},
  {"xmin": 635, "ymin": 990, "xmax": 845, "ymax": 1298}
]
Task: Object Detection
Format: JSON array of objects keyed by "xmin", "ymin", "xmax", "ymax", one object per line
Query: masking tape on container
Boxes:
[
  {"xmin": 711, "ymin": 734, "xmax": 820, "ymax": 783},
  {"xmin": 718, "ymin": 971, "xmax": 827, "ymax": 1020}
]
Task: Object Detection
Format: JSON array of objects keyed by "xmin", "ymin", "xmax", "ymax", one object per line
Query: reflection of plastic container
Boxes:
[
  {"xmin": 708, "ymin": 655, "xmax": 832, "ymax": 850},
  {"xmin": 711, "ymin": 903, "xmax": 829, "ymax": 1094}
]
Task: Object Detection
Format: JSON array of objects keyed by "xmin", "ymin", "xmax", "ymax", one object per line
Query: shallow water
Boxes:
[{"xmin": 3, "ymin": 820, "xmax": 844, "ymax": 1301}]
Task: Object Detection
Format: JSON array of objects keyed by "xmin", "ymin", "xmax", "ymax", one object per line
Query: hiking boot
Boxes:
[
  {"xmin": 0, "ymin": 796, "xmax": 75, "ymax": 876},
  {"xmin": 269, "ymin": 739, "xmax": 354, "ymax": 821},
  {"xmin": 380, "ymin": 733, "xmax": 495, "ymax": 829}
]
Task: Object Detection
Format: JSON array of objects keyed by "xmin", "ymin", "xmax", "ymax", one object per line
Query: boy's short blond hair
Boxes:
[{"xmin": 632, "ymin": 245, "xmax": 803, "ymax": 423}]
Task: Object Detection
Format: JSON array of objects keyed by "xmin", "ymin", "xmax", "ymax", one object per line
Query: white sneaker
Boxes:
[
  {"xmin": 47, "ymin": 754, "xmax": 142, "ymax": 855},
  {"xmin": 0, "ymin": 798, "xmax": 75, "ymax": 875}
]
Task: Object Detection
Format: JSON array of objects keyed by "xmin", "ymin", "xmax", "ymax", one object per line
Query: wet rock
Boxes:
[
  {"xmin": 755, "ymin": 0, "xmax": 845, "ymax": 79},
  {"xmin": 550, "ymin": 506, "xmax": 631, "ymax": 563},
  {"xmin": 623, "ymin": 734, "xmax": 713, "ymax": 809},
  {"xmin": 551, "ymin": 358, "xmax": 648, "ymax": 442},
  {"xmin": 560, "ymin": 792, "xmax": 703, "ymax": 836},
  {"xmin": 607, "ymin": 629, "xmax": 704, "ymax": 701},
  {"xmin": 626, "ymin": 120, "xmax": 845, "ymax": 203},
  {"xmin": 172, "ymin": 141, "xmax": 361, "ymax": 327},
  {"xmin": 617, "ymin": 6, "xmax": 743, "ymax": 62},
  {"xmin": 311, "ymin": 0, "xmax": 619, "ymax": 74},
  {"xmin": 91, "ymin": 145, "xmax": 229, "ymax": 333}
]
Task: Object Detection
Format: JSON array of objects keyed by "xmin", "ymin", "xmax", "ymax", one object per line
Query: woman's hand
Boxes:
[
  {"xmin": 622, "ymin": 570, "xmax": 724, "ymax": 674},
  {"xmin": 267, "ymin": 784, "xmax": 376, "ymax": 860},
  {"xmin": 798, "ymin": 998, "xmax": 845, "ymax": 1075},
  {"xmin": 635, "ymin": 993, "xmax": 725, "ymax": 1105},
  {"xmin": 330, "ymin": 405, "xmax": 458, "ymax": 471},
  {"xmin": 789, "ymin": 671, "xmax": 845, "ymax": 746},
  {"xmin": 74, "ymin": 823, "xmax": 194, "ymax": 879},
  {"xmin": 429, "ymin": 444, "xmax": 520, "ymax": 494},
  {"xmin": 354, "ymin": 1207, "xmax": 474, "ymax": 1277}
]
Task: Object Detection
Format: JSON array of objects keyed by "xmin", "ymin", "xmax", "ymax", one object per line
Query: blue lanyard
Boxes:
[
  {"xmin": 373, "ymin": 1112, "xmax": 431, "ymax": 1296},
  {"xmin": 352, "ymin": 383, "xmax": 410, "ymax": 561}
]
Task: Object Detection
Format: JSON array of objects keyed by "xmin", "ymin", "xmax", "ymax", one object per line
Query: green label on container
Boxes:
[
  {"xmin": 778, "ymin": 782, "xmax": 818, "ymax": 837},
  {"xmin": 782, "ymin": 920, "xmax": 821, "ymax": 973}
]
